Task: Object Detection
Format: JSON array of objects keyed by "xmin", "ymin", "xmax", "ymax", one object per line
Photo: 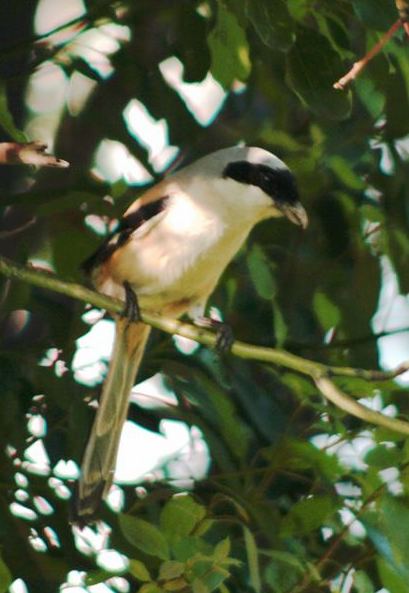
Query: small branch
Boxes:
[
  {"xmin": 0, "ymin": 142, "xmax": 69, "ymax": 168},
  {"xmin": 290, "ymin": 325, "xmax": 409, "ymax": 352},
  {"xmin": 1, "ymin": 255, "xmax": 409, "ymax": 436},
  {"xmin": 395, "ymin": 1, "xmax": 409, "ymax": 24},
  {"xmin": 0, "ymin": 0, "xmax": 115, "ymax": 62},
  {"xmin": 0, "ymin": 217, "xmax": 37, "ymax": 239},
  {"xmin": 326, "ymin": 360, "xmax": 409, "ymax": 381},
  {"xmin": 292, "ymin": 461, "xmax": 409, "ymax": 593},
  {"xmin": 314, "ymin": 375, "xmax": 409, "ymax": 435},
  {"xmin": 333, "ymin": 20, "xmax": 402, "ymax": 90}
]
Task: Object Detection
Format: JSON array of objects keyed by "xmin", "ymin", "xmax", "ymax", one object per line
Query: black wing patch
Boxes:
[
  {"xmin": 223, "ymin": 161, "xmax": 299, "ymax": 206},
  {"xmin": 81, "ymin": 196, "xmax": 169, "ymax": 275}
]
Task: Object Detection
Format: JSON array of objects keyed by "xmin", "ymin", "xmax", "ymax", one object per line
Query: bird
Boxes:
[{"xmin": 72, "ymin": 145, "xmax": 308, "ymax": 523}]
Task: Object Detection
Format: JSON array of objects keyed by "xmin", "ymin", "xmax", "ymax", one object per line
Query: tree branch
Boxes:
[
  {"xmin": 314, "ymin": 375, "xmax": 409, "ymax": 434},
  {"xmin": 0, "ymin": 142, "xmax": 69, "ymax": 168},
  {"xmin": 333, "ymin": 20, "xmax": 402, "ymax": 90},
  {"xmin": 1, "ymin": 255, "xmax": 409, "ymax": 436},
  {"xmin": 395, "ymin": 0, "xmax": 409, "ymax": 25}
]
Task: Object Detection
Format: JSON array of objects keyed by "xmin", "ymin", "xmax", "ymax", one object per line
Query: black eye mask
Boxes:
[{"xmin": 223, "ymin": 160, "xmax": 299, "ymax": 206}]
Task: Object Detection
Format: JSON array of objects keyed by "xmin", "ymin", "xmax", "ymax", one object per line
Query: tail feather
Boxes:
[{"xmin": 72, "ymin": 318, "xmax": 151, "ymax": 524}]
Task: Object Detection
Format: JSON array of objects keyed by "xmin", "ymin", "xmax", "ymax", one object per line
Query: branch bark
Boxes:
[
  {"xmin": 0, "ymin": 142, "xmax": 69, "ymax": 167},
  {"xmin": 333, "ymin": 20, "xmax": 402, "ymax": 90},
  {"xmin": 1, "ymin": 255, "xmax": 409, "ymax": 436}
]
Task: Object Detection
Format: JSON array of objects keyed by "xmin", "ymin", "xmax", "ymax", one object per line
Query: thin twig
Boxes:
[
  {"xmin": 0, "ymin": 217, "xmax": 37, "ymax": 239},
  {"xmin": 314, "ymin": 375, "xmax": 409, "ymax": 435},
  {"xmin": 0, "ymin": 142, "xmax": 69, "ymax": 168},
  {"xmin": 288, "ymin": 325, "xmax": 409, "ymax": 352},
  {"xmin": 395, "ymin": 1, "xmax": 409, "ymax": 25},
  {"xmin": 334, "ymin": 20, "xmax": 402, "ymax": 90},
  {"xmin": 326, "ymin": 360, "xmax": 409, "ymax": 381},
  {"xmin": 0, "ymin": 0, "xmax": 117, "ymax": 62},
  {"xmin": 1, "ymin": 255, "xmax": 409, "ymax": 436},
  {"xmin": 293, "ymin": 458, "xmax": 409, "ymax": 593}
]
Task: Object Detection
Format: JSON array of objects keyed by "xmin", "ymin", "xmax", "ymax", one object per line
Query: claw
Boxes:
[
  {"xmin": 122, "ymin": 281, "xmax": 141, "ymax": 322},
  {"xmin": 215, "ymin": 322, "xmax": 234, "ymax": 352},
  {"xmin": 194, "ymin": 316, "xmax": 234, "ymax": 353}
]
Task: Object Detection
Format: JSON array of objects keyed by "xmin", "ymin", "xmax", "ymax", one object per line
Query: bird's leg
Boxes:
[
  {"xmin": 121, "ymin": 281, "xmax": 141, "ymax": 322},
  {"xmin": 194, "ymin": 311, "xmax": 234, "ymax": 353}
]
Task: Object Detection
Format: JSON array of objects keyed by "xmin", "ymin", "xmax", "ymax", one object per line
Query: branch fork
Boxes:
[{"xmin": 1, "ymin": 256, "xmax": 409, "ymax": 435}]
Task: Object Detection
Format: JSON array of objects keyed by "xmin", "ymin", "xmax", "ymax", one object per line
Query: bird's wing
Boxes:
[{"xmin": 81, "ymin": 178, "xmax": 173, "ymax": 279}]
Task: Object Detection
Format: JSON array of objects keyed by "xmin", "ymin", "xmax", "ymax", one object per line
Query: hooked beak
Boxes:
[{"xmin": 279, "ymin": 202, "xmax": 308, "ymax": 229}]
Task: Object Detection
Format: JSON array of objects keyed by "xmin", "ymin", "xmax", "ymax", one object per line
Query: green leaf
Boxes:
[
  {"xmin": 386, "ymin": 228, "xmax": 409, "ymax": 293},
  {"xmin": 159, "ymin": 561, "xmax": 185, "ymax": 581},
  {"xmin": 356, "ymin": 77, "xmax": 386, "ymax": 119},
  {"xmin": 208, "ymin": 3, "xmax": 251, "ymax": 88},
  {"xmin": 264, "ymin": 560, "xmax": 300, "ymax": 593},
  {"xmin": 245, "ymin": 0, "xmax": 295, "ymax": 51},
  {"xmin": 360, "ymin": 203, "xmax": 384, "ymax": 224},
  {"xmin": 280, "ymin": 495, "xmax": 337, "ymax": 536},
  {"xmin": 85, "ymin": 570, "xmax": 117, "ymax": 586},
  {"xmin": 162, "ymin": 578, "xmax": 188, "ymax": 591},
  {"xmin": 140, "ymin": 584, "xmax": 164, "ymax": 593},
  {"xmin": 379, "ymin": 497, "xmax": 409, "ymax": 572},
  {"xmin": 190, "ymin": 559, "xmax": 214, "ymax": 579},
  {"xmin": 36, "ymin": 190, "xmax": 103, "ymax": 216},
  {"xmin": 285, "ymin": 440, "xmax": 342, "ymax": 480},
  {"xmin": 328, "ymin": 155, "xmax": 366, "ymax": 190},
  {"xmin": 286, "ymin": 26, "xmax": 352, "ymax": 120},
  {"xmin": 364, "ymin": 497, "xmax": 409, "ymax": 582},
  {"xmin": 287, "ymin": 0, "xmax": 315, "ymax": 20},
  {"xmin": 192, "ymin": 579, "xmax": 209, "ymax": 593},
  {"xmin": 313, "ymin": 290, "xmax": 341, "ymax": 331},
  {"xmin": 377, "ymin": 557, "xmax": 408, "ymax": 593},
  {"xmin": 203, "ymin": 568, "xmax": 231, "ymax": 592},
  {"xmin": 129, "ymin": 559, "xmax": 152, "ymax": 582},
  {"xmin": 0, "ymin": 556, "xmax": 12, "ymax": 593},
  {"xmin": 197, "ymin": 373, "xmax": 250, "ymax": 461},
  {"xmin": 0, "ymin": 84, "xmax": 26, "ymax": 142},
  {"xmin": 273, "ymin": 302, "xmax": 288, "ymax": 347},
  {"xmin": 365, "ymin": 444, "xmax": 401, "ymax": 468},
  {"xmin": 243, "ymin": 527, "xmax": 261, "ymax": 593},
  {"xmin": 353, "ymin": 570, "xmax": 375, "ymax": 593},
  {"xmin": 261, "ymin": 550, "xmax": 304, "ymax": 573},
  {"xmin": 52, "ymin": 226, "xmax": 100, "ymax": 278},
  {"xmin": 172, "ymin": 537, "xmax": 209, "ymax": 562},
  {"xmin": 192, "ymin": 568, "xmax": 230, "ymax": 593},
  {"xmin": 119, "ymin": 514, "xmax": 170, "ymax": 560},
  {"xmin": 247, "ymin": 244, "xmax": 276, "ymax": 300},
  {"xmin": 213, "ymin": 538, "xmax": 231, "ymax": 562},
  {"xmin": 352, "ymin": 0, "xmax": 397, "ymax": 31},
  {"xmin": 195, "ymin": 518, "xmax": 215, "ymax": 537},
  {"xmin": 160, "ymin": 494, "xmax": 206, "ymax": 543}
]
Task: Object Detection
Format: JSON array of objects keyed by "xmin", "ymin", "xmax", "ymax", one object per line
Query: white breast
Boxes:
[{"xmin": 99, "ymin": 176, "xmax": 261, "ymax": 313}]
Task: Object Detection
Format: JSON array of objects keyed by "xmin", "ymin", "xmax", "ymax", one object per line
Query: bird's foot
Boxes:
[
  {"xmin": 121, "ymin": 281, "xmax": 141, "ymax": 322},
  {"xmin": 194, "ymin": 316, "xmax": 234, "ymax": 353}
]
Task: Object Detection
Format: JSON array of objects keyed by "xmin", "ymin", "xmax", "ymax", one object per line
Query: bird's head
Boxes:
[{"xmin": 183, "ymin": 146, "xmax": 308, "ymax": 229}]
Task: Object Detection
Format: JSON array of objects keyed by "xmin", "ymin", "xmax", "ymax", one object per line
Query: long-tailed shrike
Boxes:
[{"xmin": 73, "ymin": 146, "xmax": 308, "ymax": 523}]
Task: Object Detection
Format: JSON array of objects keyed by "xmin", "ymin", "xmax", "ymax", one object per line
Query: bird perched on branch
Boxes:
[{"xmin": 72, "ymin": 146, "xmax": 308, "ymax": 524}]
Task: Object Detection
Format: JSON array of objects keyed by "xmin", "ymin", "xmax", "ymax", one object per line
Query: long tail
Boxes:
[{"xmin": 72, "ymin": 318, "xmax": 151, "ymax": 524}]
